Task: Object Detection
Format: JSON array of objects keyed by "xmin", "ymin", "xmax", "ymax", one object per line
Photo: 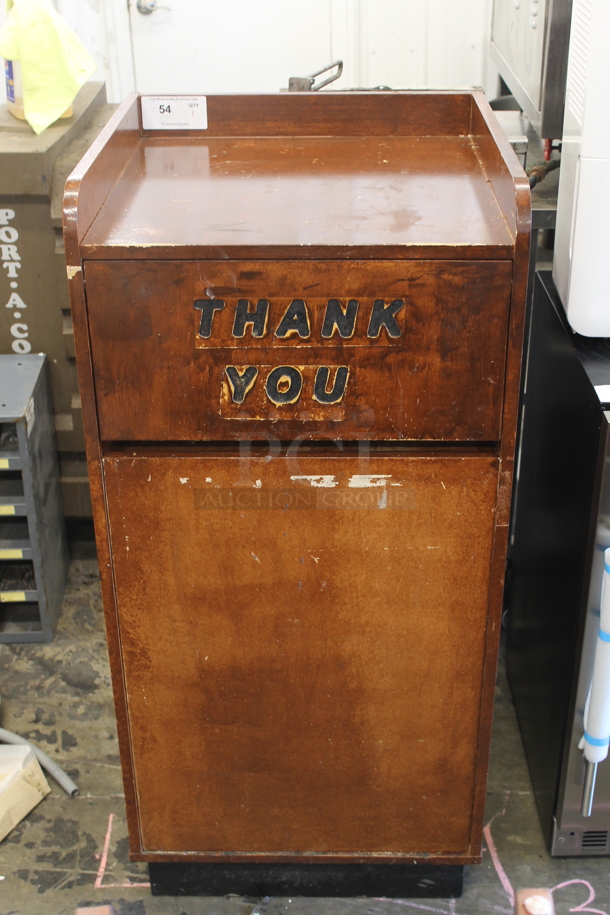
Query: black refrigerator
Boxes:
[{"xmin": 507, "ymin": 270, "xmax": 610, "ymax": 855}]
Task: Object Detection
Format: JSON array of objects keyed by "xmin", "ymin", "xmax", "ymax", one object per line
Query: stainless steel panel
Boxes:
[{"xmin": 490, "ymin": 0, "xmax": 573, "ymax": 139}]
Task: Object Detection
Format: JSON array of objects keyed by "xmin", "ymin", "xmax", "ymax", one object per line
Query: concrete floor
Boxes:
[{"xmin": 0, "ymin": 559, "xmax": 608, "ymax": 915}]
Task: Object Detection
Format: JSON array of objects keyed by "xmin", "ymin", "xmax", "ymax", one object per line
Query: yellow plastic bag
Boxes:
[{"xmin": 0, "ymin": 0, "xmax": 96, "ymax": 134}]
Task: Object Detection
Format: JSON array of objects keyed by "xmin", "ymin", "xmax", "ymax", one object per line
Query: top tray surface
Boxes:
[
  {"xmin": 83, "ymin": 134, "xmax": 513, "ymax": 253},
  {"xmin": 0, "ymin": 355, "xmax": 44, "ymax": 422}
]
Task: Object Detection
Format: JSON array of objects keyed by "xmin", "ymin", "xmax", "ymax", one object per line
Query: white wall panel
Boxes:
[
  {"xmin": 331, "ymin": 0, "xmax": 493, "ymax": 92},
  {"xmin": 0, "ymin": 0, "xmax": 497, "ymax": 107},
  {"xmin": 128, "ymin": 0, "xmax": 333, "ymax": 95},
  {"xmin": 55, "ymin": 0, "xmax": 134, "ymax": 102}
]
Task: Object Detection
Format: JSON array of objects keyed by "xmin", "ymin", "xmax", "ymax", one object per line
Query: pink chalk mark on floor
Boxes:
[
  {"xmin": 483, "ymin": 791, "xmax": 515, "ymax": 908},
  {"xmin": 374, "ymin": 900, "xmax": 451, "ymax": 914},
  {"xmin": 95, "ymin": 812, "xmax": 151, "ymax": 889},
  {"xmin": 484, "ymin": 795, "xmax": 607, "ymax": 915},
  {"xmin": 374, "ymin": 889, "xmax": 457, "ymax": 913},
  {"xmin": 552, "ymin": 879, "xmax": 607, "ymax": 915}
]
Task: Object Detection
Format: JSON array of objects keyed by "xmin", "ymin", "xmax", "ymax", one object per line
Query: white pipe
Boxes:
[{"xmin": 0, "ymin": 727, "xmax": 79, "ymax": 797}]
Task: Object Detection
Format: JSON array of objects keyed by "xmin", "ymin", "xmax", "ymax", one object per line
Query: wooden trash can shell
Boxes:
[{"xmin": 63, "ymin": 91, "xmax": 530, "ymax": 879}]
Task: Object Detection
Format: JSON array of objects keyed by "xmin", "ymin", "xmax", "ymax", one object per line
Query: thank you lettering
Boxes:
[{"xmin": 194, "ymin": 296, "xmax": 406, "ymax": 415}]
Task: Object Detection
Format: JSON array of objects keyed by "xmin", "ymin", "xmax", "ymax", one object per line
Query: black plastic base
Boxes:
[{"xmin": 148, "ymin": 862, "xmax": 464, "ymax": 898}]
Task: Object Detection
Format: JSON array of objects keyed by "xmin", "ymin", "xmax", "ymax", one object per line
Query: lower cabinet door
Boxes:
[{"xmin": 102, "ymin": 449, "xmax": 498, "ymax": 858}]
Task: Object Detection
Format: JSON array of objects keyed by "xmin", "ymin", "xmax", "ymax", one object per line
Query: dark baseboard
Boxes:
[{"xmin": 148, "ymin": 862, "xmax": 464, "ymax": 898}]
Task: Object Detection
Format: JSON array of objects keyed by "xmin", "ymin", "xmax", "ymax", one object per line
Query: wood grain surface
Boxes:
[
  {"xmin": 63, "ymin": 95, "xmax": 139, "ymax": 267},
  {"xmin": 63, "ymin": 90, "xmax": 531, "ymax": 866},
  {"xmin": 141, "ymin": 91, "xmax": 474, "ymax": 139},
  {"xmin": 103, "ymin": 450, "xmax": 498, "ymax": 859},
  {"xmin": 82, "ymin": 135, "xmax": 513, "ymax": 259},
  {"xmin": 84, "ymin": 259, "xmax": 512, "ymax": 442}
]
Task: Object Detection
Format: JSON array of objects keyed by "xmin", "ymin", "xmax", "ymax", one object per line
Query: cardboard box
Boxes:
[{"xmin": 0, "ymin": 744, "xmax": 50, "ymax": 841}]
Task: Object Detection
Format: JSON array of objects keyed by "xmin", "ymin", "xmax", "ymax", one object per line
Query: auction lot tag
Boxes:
[{"xmin": 141, "ymin": 96, "xmax": 208, "ymax": 130}]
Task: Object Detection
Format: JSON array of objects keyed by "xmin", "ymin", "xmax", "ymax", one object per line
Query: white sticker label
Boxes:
[{"xmin": 141, "ymin": 96, "xmax": 208, "ymax": 130}]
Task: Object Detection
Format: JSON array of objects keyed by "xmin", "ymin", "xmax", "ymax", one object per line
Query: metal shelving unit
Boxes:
[{"xmin": 0, "ymin": 356, "xmax": 68, "ymax": 642}]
